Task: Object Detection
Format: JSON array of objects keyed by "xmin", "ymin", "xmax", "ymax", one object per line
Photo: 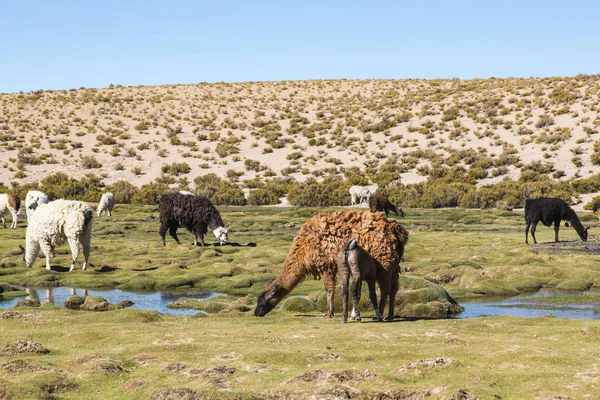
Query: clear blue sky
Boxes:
[{"xmin": 1, "ymin": 1, "xmax": 598, "ymax": 93}]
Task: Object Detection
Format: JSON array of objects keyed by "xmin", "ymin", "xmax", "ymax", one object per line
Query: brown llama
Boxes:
[
  {"xmin": 254, "ymin": 210, "xmax": 409, "ymax": 321},
  {"xmin": 369, "ymin": 193, "xmax": 404, "ymax": 218}
]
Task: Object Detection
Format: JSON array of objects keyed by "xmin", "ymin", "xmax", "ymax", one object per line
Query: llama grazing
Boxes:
[
  {"xmin": 369, "ymin": 193, "xmax": 404, "ymax": 218},
  {"xmin": 349, "ymin": 185, "xmax": 372, "ymax": 206},
  {"xmin": 159, "ymin": 192, "xmax": 228, "ymax": 246},
  {"xmin": 525, "ymin": 197, "xmax": 589, "ymax": 244},
  {"xmin": 0, "ymin": 193, "xmax": 21, "ymax": 229},
  {"xmin": 25, "ymin": 190, "xmax": 49, "ymax": 222},
  {"xmin": 337, "ymin": 237, "xmax": 383, "ymax": 323},
  {"xmin": 19, "ymin": 199, "xmax": 93, "ymax": 271},
  {"xmin": 97, "ymin": 192, "xmax": 115, "ymax": 217},
  {"xmin": 254, "ymin": 210, "xmax": 409, "ymax": 321}
]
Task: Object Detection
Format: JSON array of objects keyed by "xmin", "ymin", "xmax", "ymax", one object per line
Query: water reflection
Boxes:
[
  {"xmin": 458, "ymin": 289, "xmax": 600, "ymax": 320},
  {"xmin": 1, "ymin": 287, "xmax": 220, "ymax": 315}
]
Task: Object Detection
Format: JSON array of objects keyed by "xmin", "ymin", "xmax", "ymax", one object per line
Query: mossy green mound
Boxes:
[
  {"xmin": 166, "ymin": 297, "xmax": 229, "ymax": 313},
  {"xmin": 14, "ymin": 298, "xmax": 41, "ymax": 308},
  {"xmin": 395, "ymin": 276, "xmax": 463, "ymax": 318},
  {"xmin": 555, "ymin": 279, "xmax": 593, "ymax": 291},
  {"xmin": 281, "ymin": 297, "xmax": 316, "ymax": 313},
  {"xmin": 0, "ymin": 283, "xmax": 27, "ymax": 300},
  {"xmin": 64, "ymin": 295, "xmax": 86, "ymax": 310}
]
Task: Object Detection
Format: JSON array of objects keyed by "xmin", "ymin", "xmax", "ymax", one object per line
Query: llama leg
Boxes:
[
  {"xmin": 377, "ymin": 271, "xmax": 391, "ymax": 321},
  {"xmin": 80, "ymin": 232, "xmax": 91, "ymax": 271},
  {"xmin": 350, "ymin": 279, "xmax": 360, "ymax": 320},
  {"xmin": 387, "ymin": 271, "xmax": 399, "ymax": 322},
  {"xmin": 322, "ymin": 273, "xmax": 336, "ymax": 318},
  {"xmin": 525, "ymin": 222, "xmax": 530, "ymax": 244},
  {"xmin": 193, "ymin": 235, "xmax": 198, "ymax": 246},
  {"xmin": 554, "ymin": 220, "xmax": 560, "ymax": 242},
  {"xmin": 168, "ymin": 224, "xmax": 181, "ymax": 244},
  {"xmin": 531, "ymin": 221, "xmax": 538, "ymax": 244},
  {"xmin": 1, "ymin": 215, "xmax": 5, "ymax": 229},
  {"xmin": 39, "ymin": 242, "xmax": 54, "ymax": 271},
  {"xmin": 159, "ymin": 221, "xmax": 168, "ymax": 246},
  {"xmin": 367, "ymin": 279, "xmax": 382, "ymax": 321},
  {"xmin": 350, "ymin": 276, "xmax": 361, "ymax": 321},
  {"xmin": 11, "ymin": 210, "xmax": 18, "ymax": 229},
  {"xmin": 67, "ymin": 236, "xmax": 80, "ymax": 272},
  {"xmin": 341, "ymin": 275, "xmax": 350, "ymax": 323}
]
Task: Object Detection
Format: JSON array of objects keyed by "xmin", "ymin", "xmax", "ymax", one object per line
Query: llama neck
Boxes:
[
  {"xmin": 208, "ymin": 212, "xmax": 224, "ymax": 230},
  {"xmin": 568, "ymin": 211, "xmax": 587, "ymax": 239}
]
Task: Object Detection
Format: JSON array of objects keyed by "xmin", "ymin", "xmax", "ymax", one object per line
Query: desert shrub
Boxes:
[
  {"xmin": 535, "ymin": 115, "xmax": 555, "ymax": 128},
  {"xmin": 134, "ymin": 121, "xmax": 150, "ymax": 131},
  {"xmin": 287, "ymin": 176, "xmax": 351, "ymax": 207},
  {"xmin": 38, "ymin": 172, "xmax": 104, "ymax": 202},
  {"xmin": 215, "ymin": 142, "xmax": 240, "ymax": 157},
  {"xmin": 244, "ymin": 159, "xmax": 265, "ymax": 172},
  {"xmin": 247, "ymin": 188, "xmax": 280, "ymax": 206},
  {"xmin": 161, "ymin": 162, "xmax": 190, "ymax": 176},
  {"xmin": 108, "ymin": 180, "xmax": 139, "ymax": 204},
  {"xmin": 193, "ymin": 174, "xmax": 246, "ymax": 205},
  {"xmin": 81, "ymin": 156, "xmax": 102, "ymax": 169},
  {"xmin": 131, "ymin": 182, "xmax": 169, "ymax": 205}
]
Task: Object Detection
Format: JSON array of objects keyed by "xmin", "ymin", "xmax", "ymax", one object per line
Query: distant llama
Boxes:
[
  {"xmin": 97, "ymin": 192, "xmax": 115, "ymax": 217},
  {"xmin": 525, "ymin": 197, "xmax": 589, "ymax": 244},
  {"xmin": 349, "ymin": 185, "xmax": 372, "ymax": 206},
  {"xmin": 0, "ymin": 193, "xmax": 21, "ymax": 229},
  {"xmin": 25, "ymin": 190, "xmax": 49, "ymax": 222},
  {"xmin": 159, "ymin": 192, "xmax": 228, "ymax": 246}
]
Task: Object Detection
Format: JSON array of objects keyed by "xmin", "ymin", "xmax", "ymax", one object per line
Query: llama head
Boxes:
[
  {"xmin": 19, "ymin": 243, "xmax": 37, "ymax": 268},
  {"xmin": 583, "ymin": 226, "xmax": 590, "ymax": 241},
  {"xmin": 397, "ymin": 207, "xmax": 405, "ymax": 217},
  {"xmin": 213, "ymin": 226, "xmax": 229, "ymax": 245},
  {"xmin": 254, "ymin": 281, "xmax": 282, "ymax": 317}
]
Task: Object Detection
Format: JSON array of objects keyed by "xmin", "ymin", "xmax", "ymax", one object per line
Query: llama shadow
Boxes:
[
  {"xmin": 132, "ymin": 266, "xmax": 159, "ymax": 272},
  {"xmin": 48, "ymin": 266, "xmax": 71, "ymax": 273},
  {"xmin": 197, "ymin": 242, "xmax": 257, "ymax": 247},
  {"xmin": 96, "ymin": 265, "xmax": 119, "ymax": 273}
]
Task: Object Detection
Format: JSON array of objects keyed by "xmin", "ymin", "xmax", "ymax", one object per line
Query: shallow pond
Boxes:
[
  {"xmin": 0, "ymin": 287, "xmax": 222, "ymax": 315},
  {"xmin": 2, "ymin": 287, "xmax": 600, "ymax": 319},
  {"xmin": 458, "ymin": 288, "xmax": 600, "ymax": 320}
]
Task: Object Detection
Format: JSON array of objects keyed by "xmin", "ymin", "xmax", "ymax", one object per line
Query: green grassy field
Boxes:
[{"xmin": 1, "ymin": 205, "xmax": 600, "ymax": 399}]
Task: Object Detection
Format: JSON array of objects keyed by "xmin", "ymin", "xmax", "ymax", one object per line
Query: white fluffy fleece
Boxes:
[
  {"xmin": 0, "ymin": 193, "xmax": 20, "ymax": 229},
  {"xmin": 22, "ymin": 199, "xmax": 93, "ymax": 271},
  {"xmin": 97, "ymin": 192, "xmax": 115, "ymax": 217},
  {"xmin": 25, "ymin": 190, "xmax": 49, "ymax": 222}
]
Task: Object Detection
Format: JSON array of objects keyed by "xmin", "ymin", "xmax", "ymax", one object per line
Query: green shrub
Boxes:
[
  {"xmin": 287, "ymin": 176, "xmax": 351, "ymax": 207},
  {"xmin": 131, "ymin": 182, "xmax": 169, "ymax": 205},
  {"xmin": 161, "ymin": 162, "xmax": 191, "ymax": 176},
  {"xmin": 108, "ymin": 180, "xmax": 139, "ymax": 204},
  {"xmin": 81, "ymin": 156, "xmax": 102, "ymax": 169},
  {"xmin": 248, "ymin": 189, "xmax": 280, "ymax": 206}
]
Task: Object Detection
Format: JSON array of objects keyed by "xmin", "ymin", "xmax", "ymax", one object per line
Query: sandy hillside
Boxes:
[{"xmin": 1, "ymin": 76, "xmax": 599, "ymax": 188}]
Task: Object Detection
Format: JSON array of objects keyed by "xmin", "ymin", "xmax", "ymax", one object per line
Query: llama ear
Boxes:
[
  {"xmin": 19, "ymin": 244, "xmax": 25, "ymax": 254},
  {"xmin": 585, "ymin": 226, "xmax": 590, "ymax": 231},
  {"xmin": 269, "ymin": 282, "xmax": 279, "ymax": 296}
]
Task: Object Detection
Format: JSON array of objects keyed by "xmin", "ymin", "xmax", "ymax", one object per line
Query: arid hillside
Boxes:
[{"xmin": 1, "ymin": 76, "xmax": 600, "ymax": 190}]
